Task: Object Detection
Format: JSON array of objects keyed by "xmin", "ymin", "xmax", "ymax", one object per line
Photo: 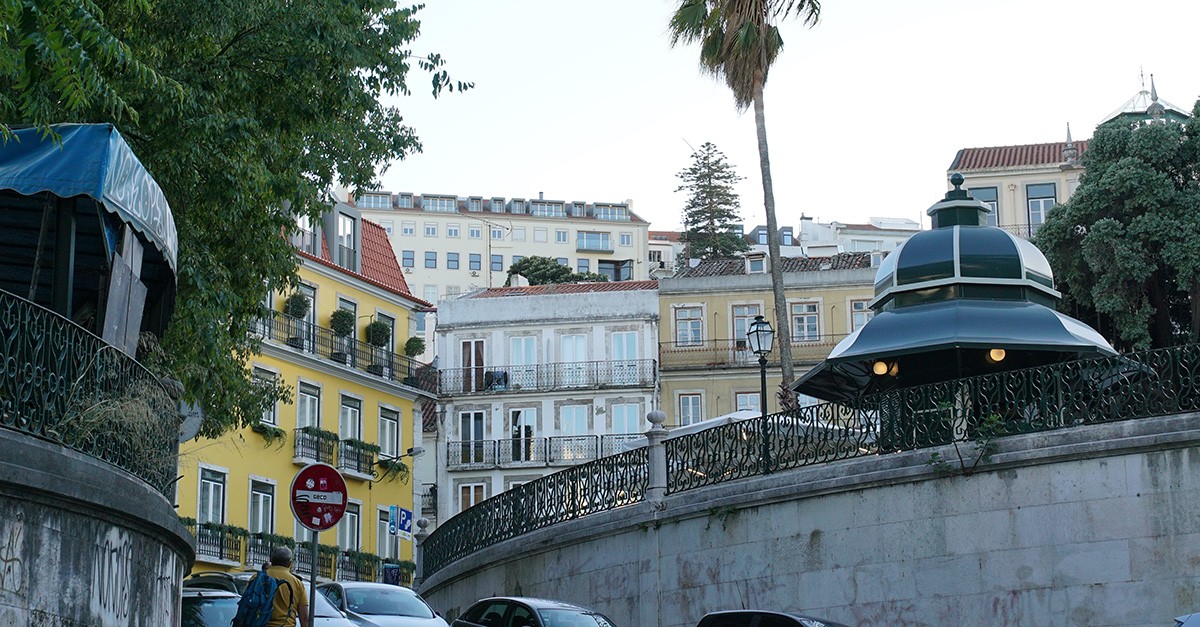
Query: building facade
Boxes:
[
  {"xmin": 658, "ymin": 253, "xmax": 876, "ymax": 426},
  {"xmin": 795, "ymin": 216, "xmax": 921, "ymax": 256},
  {"xmin": 430, "ymin": 281, "xmax": 660, "ymax": 525},
  {"xmin": 177, "ymin": 207, "xmax": 435, "ymax": 583}
]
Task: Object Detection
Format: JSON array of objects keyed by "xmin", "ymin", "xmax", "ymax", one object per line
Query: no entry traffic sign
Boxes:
[{"xmin": 290, "ymin": 463, "xmax": 348, "ymax": 532}]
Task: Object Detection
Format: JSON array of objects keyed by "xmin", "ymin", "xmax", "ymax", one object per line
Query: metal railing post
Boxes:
[{"xmin": 645, "ymin": 410, "xmax": 667, "ymax": 508}]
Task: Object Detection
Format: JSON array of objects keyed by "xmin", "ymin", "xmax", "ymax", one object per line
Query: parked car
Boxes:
[
  {"xmin": 183, "ymin": 570, "xmax": 258, "ymax": 594},
  {"xmin": 696, "ymin": 610, "xmax": 850, "ymax": 627},
  {"xmin": 181, "ymin": 588, "xmax": 239, "ymax": 627},
  {"xmin": 451, "ymin": 597, "xmax": 616, "ymax": 627},
  {"xmin": 318, "ymin": 581, "xmax": 448, "ymax": 626}
]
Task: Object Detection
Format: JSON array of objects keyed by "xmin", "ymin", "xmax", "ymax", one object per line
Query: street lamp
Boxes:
[{"xmin": 746, "ymin": 315, "xmax": 775, "ymax": 475}]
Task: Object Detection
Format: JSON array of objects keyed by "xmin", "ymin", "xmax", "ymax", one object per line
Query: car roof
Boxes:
[
  {"xmin": 701, "ymin": 610, "xmax": 850, "ymax": 626},
  {"xmin": 181, "ymin": 587, "xmax": 239, "ymax": 600},
  {"xmin": 474, "ymin": 597, "xmax": 595, "ymax": 611},
  {"xmin": 323, "ymin": 581, "xmax": 416, "ymax": 590}
]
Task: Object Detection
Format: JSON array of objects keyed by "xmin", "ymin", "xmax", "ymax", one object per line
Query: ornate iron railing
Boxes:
[
  {"xmin": 438, "ymin": 359, "xmax": 656, "ymax": 396},
  {"xmin": 997, "ymin": 223, "xmax": 1041, "ymax": 240},
  {"xmin": 294, "ymin": 428, "xmax": 336, "ymax": 464},
  {"xmin": 420, "ymin": 484, "xmax": 438, "ymax": 516},
  {"xmin": 338, "ymin": 441, "xmax": 377, "ymax": 475},
  {"xmin": 447, "ymin": 435, "xmax": 641, "ymax": 470},
  {"xmin": 194, "ymin": 525, "xmax": 244, "ymax": 563},
  {"xmin": 294, "ymin": 542, "xmax": 337, "ymax": 580},
  {"xmin": 421, "ymin": 343, "xmax": 1200, "ymax": 578},
  {"xmin": 0, "ymin": 289, "xmax": 179, "ymax": 497},
  {"xmin": 423, "ymin": 446, "xmax": 648, "ymax": 576},
  {"xmin": 254, "ymin": 310, "xmax": 437, "ymax": 394},
  {"xmin": 337, "ymin": 553, "xmax": 380, "ymax": 582},
  {"xmin": 659, "ymin": 336, "xmax": 845, "ymax": 369}
]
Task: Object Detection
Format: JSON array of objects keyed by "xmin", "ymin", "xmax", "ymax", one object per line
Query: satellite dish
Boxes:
[{"xmin": 178, "ymin": 402, "xmax": 204, "ymax": 442}]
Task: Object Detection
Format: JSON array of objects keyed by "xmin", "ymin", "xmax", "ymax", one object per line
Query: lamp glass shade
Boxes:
[{"xmin": 746, "ymin": 315, "xmax": 774, "ymax": 356}]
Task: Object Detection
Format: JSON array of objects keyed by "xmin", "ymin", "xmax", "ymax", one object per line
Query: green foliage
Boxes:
[
  {"xmin": 677, "ymin": 142, "xmax": 749, "ymax": 260},
  {"xmin": 298, "ymin": 425, "xmax": 339, "ymax": 442},
  {"xmin": 383, "ymin": 557, "xmax": 417, "ymax": 573},
  {"xmin": 250, "ymin": 422, "xmax": 287, "ymax": 448},
  {"xmin": 343, "ymin": 438, "xmax": 382, "ymax": 454},
  {"xmin": 3, "ymin": 0, "xmax": 469, "ymax": 439},
  {"xmin": 365, "ymin": 320, "xmax": 392, "ymax": 347},
  {"xmin": 199, "ymin": 521, "xmax": 250, "ymax": 538},
  {"xmin": 251, "ymin": 531, "xmax": 295, "ymax": 548},
  {"xmin": 284, "ymin": 294, "xmax": 311, "ymax": 320},
  {"xmin": 926, "ymin": 413, "xmax": 1005, "ymax": 477},
  {"xmin": 1037, "ymin": 102, "xmax": 1200, "ymax": 350},
  {"xmin": 341, "ymin": 549, "xmax": 382, "ymax": 569},
  {"xmin": 403, "ymin": 335, "xmax": 426, "ymax": 357},
  {"xmin": 504, "ymin": 256, "xmax": 610, "ymax": 286},
  {"xmin": 329, "ymin": 308, "xmax": 355, "ymax": 337},
  {"xmin": 376, "ymin": 457, "xmax": 411, "ymax": 483}
]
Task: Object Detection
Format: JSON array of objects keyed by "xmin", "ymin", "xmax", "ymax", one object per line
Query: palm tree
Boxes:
[{"xmin": 670, "ymin": 0, "xmax": 821, "ymax": 398}]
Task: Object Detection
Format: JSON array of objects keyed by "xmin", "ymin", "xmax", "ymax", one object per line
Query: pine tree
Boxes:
[{"xmin": 676, "ymin": 142, "xmax": 750, "ymax": 260}]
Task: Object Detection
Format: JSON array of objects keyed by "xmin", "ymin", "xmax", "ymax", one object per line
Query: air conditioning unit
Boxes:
[{"xmin": 404, "ymin": 268, "xmax": 412, "ymax": 274}]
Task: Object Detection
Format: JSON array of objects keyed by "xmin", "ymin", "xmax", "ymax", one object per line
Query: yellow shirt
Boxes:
[{"xmin": 265, "ymin": 565, "xmax": 308, "ymax": 627}]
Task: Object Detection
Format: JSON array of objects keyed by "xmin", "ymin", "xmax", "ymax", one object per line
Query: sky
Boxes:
[{"xmin": 377, "ymin": 0, "xmax": 1200, "ymax": 232}]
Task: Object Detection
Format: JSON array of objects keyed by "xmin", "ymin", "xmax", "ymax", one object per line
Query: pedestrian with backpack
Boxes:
[{"xmin": 232, "ymin": 546, "xmax": 310, "ymax": 627}]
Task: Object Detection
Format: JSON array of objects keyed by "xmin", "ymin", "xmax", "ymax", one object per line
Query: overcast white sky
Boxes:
[{"xmin": 377, "ymin": 0, "xmax": 1200, "ymax": 231}]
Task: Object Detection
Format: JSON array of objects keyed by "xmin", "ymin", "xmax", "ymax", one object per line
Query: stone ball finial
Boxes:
[
  {"xmin": 646, "ymin": 410, "xmax": 666, "ymax": 428},
  {"xmin": 949, "ymin": 172, "xmax": 964, "ymax": 189},
  {"xmin": 416, "ymin": 517, "xmax": 429, "ymax": 531}
]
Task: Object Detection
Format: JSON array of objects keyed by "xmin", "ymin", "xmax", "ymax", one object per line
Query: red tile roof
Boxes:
[
  {"xmin": 297, "ymin": 219, "xmax": 430, "ymax": 307},
  {"xmin": 469, "ymin": 280, "xmax": 659, "ymax": 299},
  {"xmin": 674, "ymin": 252, "xmax": 874, "ymax": 278},
  {"xmin": 650, "ymin": 230, "xmax": 683, "ymax": 242},
  {"xmin": 949, "ymin": 141, "xmax": 1088, "ymax": 171}
]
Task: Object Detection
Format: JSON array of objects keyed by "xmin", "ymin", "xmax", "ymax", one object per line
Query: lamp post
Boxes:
[{"xmin": 746, "ymin": 315, "xmax": 775, "ymax": 475}]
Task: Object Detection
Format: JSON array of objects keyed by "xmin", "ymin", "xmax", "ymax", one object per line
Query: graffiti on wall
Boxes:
[
  {"xmin": 89, "ymin": 528, "xmax": 132, "ymax": 624},
  {"xmin": 0, "ymin": 513, "xmax": 25, "ymax": 597}
]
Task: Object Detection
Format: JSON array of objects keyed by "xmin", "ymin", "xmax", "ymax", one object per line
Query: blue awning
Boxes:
[{"xmin": 0, "ymin": 124, "xmax": 177, "ymax": 273}]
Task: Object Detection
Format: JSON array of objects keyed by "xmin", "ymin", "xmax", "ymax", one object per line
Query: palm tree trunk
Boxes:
[{"xmin": 752, "ymin": 78, "xmax": 795, "ymax": 396}]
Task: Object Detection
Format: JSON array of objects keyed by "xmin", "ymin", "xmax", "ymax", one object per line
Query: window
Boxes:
[
  {"xmin": 597, "ymin": 259, "xmax": 632, "ymax": 281},
  {"xmin": 509, "ymin": 199, "xmax": 525, "ymax": 214},
  {"xmin": 491, "ymin": 226, "xmax": 504, "ymax": 240},
  {"xmin": 649, "ymin": 250, "xmax": 665, "ymax": 269},
  {"xmin": 556, "ymin": 257, "xmax": 569, "ymax": 266},
  {"xmin": 970, "ymin": 187, "xmax": 999, "ymax": 226},
  {"xmin": 468, "ymin": 225, "xmax": 482, "ymax": 239},
  {"xmin": 791, "ymin": 302, "xmax": 820, "ymax": 342},
  {"xmin": 512, "ymin": 255, "xmax": 524, "ymax": 265},
  {"xmin": 397, "ymin": 193, "xmax": 414, "ymax": 209},
  {"xmin": 401, "ymin": 221, "xmax": 415, "ymax": 236},
  {"xmin": 253, "ymin": 367, "xmax": 277, "ymax": 425},
  {"xmin": 530, "ymin": 201, "xmax": 565, "ymax": 217},
  {"xmin": 1027, "ymin": 183, "xmax": 1056, "ymax": 229},
  {"xmin": 378, "ymin": 220, "xmax": 393, "ymax": 236},
  {"xmin": 489, "ymin": 198, "xmax": 505, "ymax": 212},
  {"xmin": 414, "ymin": 312, "xmax": 426, "ymax": 334},
  {"xmin": 198, "ymin": 468, "xmax": 226, "ymax": 524},
  {"xmin": 460, "ymin": 483, "xmax": 485, "ymax": 512},
  {"xmin": 756, "ymin": 229, "xmax": 768, "ymax": 245},
  {"xmin": 466, "ymin": 198, "xmax": 483, "ymax": 212},
  {"xmin": 423, "ymin": 223, "xmax": 437, "ymax": 237},
  {"xmin": 458, "ymin": 410, "xmax": 486, "ymax": 464},
  {"xmin": 512, "ymin": 227, "xmax": 526, "ymax": 241},
  {"xmin": 534, "ymin": 228, "xmax": 548, "ymax": 243},
  {"xmin": 736, "ymin": 392, "xmax": 761, "ymax": 412},
  {"xmin": 748, "ymin": 258, "xmax": 765, "ymax": 273},
  {"xmin": 357, "ymin": 193, "xmax": 391, "ymax": 209},
  {"xmin": 594, "ymin": 204, "xmax": 629, "ymax": 221},
  {"xmin": 732, "ymin": 304, "xmax": 761, "ymax": 350},
  {"xmin": 469, "ymin": 254, "xmax": 482, "ymax": 271},
  {"xmin": 423, "ymin": 286, "xmax": 438, "ymax": 305},
  {"xmin": 561, "ymin": 405, "xmax": 588, "ymax": 434},
  {"xmin": 619, "ymin": 232, "xmax": 632, "ymax": 247},
  {"xmin": 447, "ymin": 252, "xmax": 460, "ymax": 270},
  {"xmin": 337, "ymin": 212, "xmax": 356, "ymax": 259},
  {"xmin": 675, "ymin": 307, "xmax": 703, "ymax": 346},
  {"xmin": 379, "ymin": 408, "xmax": 399, "ymax": 458},
  {"xmin": 337, "ymin": 502, "xmax": 360, "ymax": 550},
  {"xmin": 491, "ymin": 255, "xmax": 503, "ymax": 272},
  {"xmin": 377, "ymin": 510, "xmax": 396, "ymax": 559},
  {"xmin": 555, "ymin": 229, "xmax": 569, "ymax": 244},
  {"xmin": 558, "ymin": 405, "xmax": 589, "ymax": 461},
  {"xmin": 611, "ymin": 331, "xmax": 637, "ymax": 384},
  {"xmin": 249, "ymin": 480, "xmax": 274, "ymax": 534},
  {"xmin": 576, "ymin": 231, "xmax": 611, "ymax": 251},
  {"xmin": 338, "ymin": 396, "xmax": 362, "ymax": 440},
  {"xmin": 577, "ymin": 259, "xmax": 590, "ymax": 273},
  {"xmin": 679, "ymin": 394, "xmax": 702, "ymax": 426},
  {"xmin": 401, "ymin": 250, "xmax": 414, "ymax": 268},
  {"xmin": 447, "ymin": 223, "xmax": 461, "ymax": 238},
  {"xmin": 851, "ymin": 299, "xmax": 874, "ymax": 331},
  {"xmin": 510, "ymin": 408, "xmax": 536, "ymax": 462},
  {"xmin": 423, "ymin": 196, "xmax": 456, "ymax": 212},
  {"xmin": 612, "ymin": 404, "xmax": 640, "ymax": 434},
  {"xmin": 297, "ymin": 383, "xmax": 320, "ymax": 429},
  {"xmin": 781, "ymin": 228, "xmax": 794, "ymax": 246},
  {"xmin": 424, "ymin": 251, "xmax": 437, "ymax": 268}
]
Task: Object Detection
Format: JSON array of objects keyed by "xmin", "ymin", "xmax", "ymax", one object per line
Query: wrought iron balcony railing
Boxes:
[
  {"xmin": 996, "ymin": 223, "xmax": 1042, "ymax": 240},
  {"xmin": 294, "ymin": 428, "xmax": 336, "ymax": 464},
  {"xmin": 293, "ymin": 542, "xmax": 337, "ymax": 580},
  {"xmin": 420, "ymin": 484, "xmax": 438, "ymax": 515},
  {"xmin": 447, "ymin": 434, "xmax": 642, "ymax": 470},
  {"xmin": 337, "ymin": 552, "xmax": 380, "ymax": 582},
  {"xmin": 245, "ymin": 533, "xmax": 293, "ymax": 568},
  {"xmin": 338, "ymin": 440, "xmax": 377, "ymax": 476},
  {"xmin": 0, "ymin": 289, "xmax": 178, "ymax": 498},
  {"xmin": 659, "ymin": 336, "xmax": 845, "ymax": 369},
  {"xmin": 254, "ymin": 310, "xmax": 437, "ymax": 394},
  {"xmin": 439, "ymin": 359, "xmax": 656, "ymax": 396},
  {"xmin": 194, "ymin": 524, "xmax": 244, "ymax": 563}
]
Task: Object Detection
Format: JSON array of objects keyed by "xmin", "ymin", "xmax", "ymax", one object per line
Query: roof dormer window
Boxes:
[
  {"xmin": 746, "ymin": 252, "xmax": 767, "ymax": 274},
  {"xmin": 357, "ymin": 193, "xmax": 391, "ymax": 210},
  {"xmin": 336, "ymin": 212, "xmax": 357, "ymax": 271}
]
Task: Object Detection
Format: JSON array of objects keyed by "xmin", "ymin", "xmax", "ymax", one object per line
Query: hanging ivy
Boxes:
[
  {"xmin": 376, "ymin": 457, "xmax": 411, "ymax": 484},
  {"xmin": 251, "ymin": 422, "xmax": 287, "ymax": 448}
]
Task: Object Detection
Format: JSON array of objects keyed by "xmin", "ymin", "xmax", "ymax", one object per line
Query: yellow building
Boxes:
[
  {"xmin": 658, "ymin": 253, "xmax": 877, "ymax": 425},
  {"xmin": 177, "ymin": 206, "xmax": 435, "ymax": 584}
]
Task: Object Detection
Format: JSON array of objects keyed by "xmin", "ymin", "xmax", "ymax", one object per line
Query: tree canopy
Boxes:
[
  {"xmin": 677, "ymin": 142, "xmax": 749, "ymax": 260},
  {"xmin": 3, "ymin": 0, "xmax": 469, "ymax": 436},
  {"xmin": 505, "ymin": 256, "xmax": 609, "ymax": 286},
  {"xmin": 1037, "ymin": 101, "xmax": 1200, "ymax": 350}
]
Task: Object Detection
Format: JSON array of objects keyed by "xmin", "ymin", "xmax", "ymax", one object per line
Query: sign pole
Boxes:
[{"xmin": 308, "ymin": 529, "xmax": 318, "ymax": 627}]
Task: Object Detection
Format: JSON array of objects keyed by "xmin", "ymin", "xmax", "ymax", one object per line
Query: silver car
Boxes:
[{"xmin": 318, "ymin": 581, "xmax": 449, "ymax": 626}]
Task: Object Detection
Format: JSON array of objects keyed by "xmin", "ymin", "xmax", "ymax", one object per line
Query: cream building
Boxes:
[{"xmin": 658, "ymin": 253, "xmax": 876, "ymax": 426}]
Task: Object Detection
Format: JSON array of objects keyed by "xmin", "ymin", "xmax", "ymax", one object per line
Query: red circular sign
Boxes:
[{"xmin": 290, "ymin": 463, "xmax": 349, "ymax": 532}]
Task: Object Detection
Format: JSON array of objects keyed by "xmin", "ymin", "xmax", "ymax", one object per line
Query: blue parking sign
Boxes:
[
  {"xmin": 388, "ymin": 506, "xmax": 399, "ymax": 535},
  {"xmin": 398, "ymin": 507, "xmax": 413, "ymax": 541}
]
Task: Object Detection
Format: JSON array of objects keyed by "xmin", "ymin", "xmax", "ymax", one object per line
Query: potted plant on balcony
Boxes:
[
  {"xmin": 401, "ymin": 336, "xmax": 426, "ymax": 386},
  {"xmin": 365, "ymin": 320, "xmax": 391, "ymax": 376},
  {"xmin": 284, "ymin": 293, "xmax": 310, "ymax": 349},
  {"xmin": 328, "ymin": 308, "xmax": 356, "ymax": 364}
]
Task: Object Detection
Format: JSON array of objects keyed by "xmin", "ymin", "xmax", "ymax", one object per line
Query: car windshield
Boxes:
[
  {"xmin": 344, "ymin": 587, "xmax": 434, "ymax": 618},
  {"xmin": 538, "ymin": 608, "xmax": 617, "ymax": 627},
  {"xmin": 181, "ymin": 595, "xmax": 238, "ymax": 627}
]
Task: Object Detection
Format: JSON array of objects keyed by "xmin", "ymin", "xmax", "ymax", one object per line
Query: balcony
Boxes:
[
  {"xmin": 420, "ymin": 484, "xmax": 438, "ymax": 516},
  {"xmin": 246, "ymin": 533, "xmax": 293, "ymax": 568},
  {"xmin": 439, "ymin": 359, "xmax": 656, "ymax": 396},
  {"xmin": 338, "ymin": 440, "xmax": 378, "ymax": 478},
  {"xmin": 193, "ymin": 523, "xmax": 245, "ymax": 564},
  {"xmin": 337, "ymin": 550, "xmax": 381, "ymax": 582},
  {"xmin": 659, "ymin": 336, "xmax": 846, "ymax": 370},
  {"xmin": 254, "ymin": 310, "xmax": 437, "ymax": 394},
  {"xmin": 996, "ymin": 223, "xmax": 1042, "ymax": 240},
  {"xmin": 447, "ymin": 434, "xmax": 639, "ymax": 470},
  {"xmin": 294, "ymin": 427, "xmax": 337, "ymax": 464},
  {"xmin": 294, "ymin": 542, "xmax": 337, "ymax": 580}
]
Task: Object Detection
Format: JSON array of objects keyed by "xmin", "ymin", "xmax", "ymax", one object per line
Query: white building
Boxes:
[
  {"xmin": 429, "ymin": 280, "xmax": 660, "ymax": 526},
  {"xmin": 795, "ymin": 216, "xmax": 921, "ymax": 257}
]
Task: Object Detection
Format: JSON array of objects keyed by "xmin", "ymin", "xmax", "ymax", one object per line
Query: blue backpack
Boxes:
[{"xmin": 232, "ymin": 568, "xmax": 293, "ymax": 627}]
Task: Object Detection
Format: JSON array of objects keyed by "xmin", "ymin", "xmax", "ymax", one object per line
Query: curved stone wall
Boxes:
[
  {"xmin": 0, "ymin": 429, "xmax": 194, "ymax": 626},
  {"xmin": 422, "ymin": 412, "xmax": 1200, "ymax": 626}
]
